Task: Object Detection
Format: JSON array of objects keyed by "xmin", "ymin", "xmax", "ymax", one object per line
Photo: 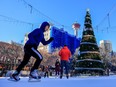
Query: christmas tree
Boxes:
[{"xmin": 76, "ymin": 9, "xmax": 105, "ymax": 75}]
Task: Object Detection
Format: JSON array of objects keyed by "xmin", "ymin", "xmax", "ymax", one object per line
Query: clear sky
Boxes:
[{"xmin": 0, "ymin": 0, "xmax": 116, "ymax": 51}]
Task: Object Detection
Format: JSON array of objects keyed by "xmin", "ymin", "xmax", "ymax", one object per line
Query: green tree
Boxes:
[{"xmin": 76, "ymin": 10, "xmax": 105, "ymax": 75}]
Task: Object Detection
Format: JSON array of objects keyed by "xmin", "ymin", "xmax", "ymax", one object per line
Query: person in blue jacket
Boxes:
[{"xmin": 11, "ymin": 21, "xmax": 54, "ymax": 81}]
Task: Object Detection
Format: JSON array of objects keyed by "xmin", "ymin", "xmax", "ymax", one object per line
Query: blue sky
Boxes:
[{"xmin": 0, "ymin": 0, "xmax": 116, "ymax": 51}]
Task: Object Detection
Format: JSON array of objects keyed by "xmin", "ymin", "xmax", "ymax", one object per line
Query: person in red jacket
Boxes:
[{"xmin": 59, "ymin": 45, "xmax": 71, "ymax": 79}]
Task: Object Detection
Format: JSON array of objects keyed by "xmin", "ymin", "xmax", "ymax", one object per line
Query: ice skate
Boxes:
[
  {"xmin": 66, "ymin": 75, "xmax": 69, "ymax": 79},
  {"xmin": 60, "ymin": 75, "xmax": 62, "ymax": 79},
  {"xmin": 28, "ymin": 70, "xmax": 41, "ymax": 82},
  {"xmin": 8, "ymin": 71, "xmax": 20, "ymax": 81}
]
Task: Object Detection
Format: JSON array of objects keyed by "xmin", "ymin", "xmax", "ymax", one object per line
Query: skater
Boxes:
[
  {"xmin": 55, "ymin": 59, "xmax": 60, "ymax": 77},
  {"xmin": 10, "ymin": 21, "xmax": 54, "ymax": 81},
  {"xmin": 59, "ymin": 45, "xmax": 71, "ymax": 79},
  {"xmin": 44, "ymin": 66, "xmax": 49, "ymax": 78}
]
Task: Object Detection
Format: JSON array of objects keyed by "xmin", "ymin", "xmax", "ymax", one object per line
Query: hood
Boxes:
[
  {"xmin": 63, "ymin": 46, "xmax": 68, "ymax": 49},
  {"xmin": 40, "ymin": 21, "xmax": 50, "ymax": 32}
]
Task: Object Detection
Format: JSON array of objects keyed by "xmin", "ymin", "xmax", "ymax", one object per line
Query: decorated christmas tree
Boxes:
[{"xmin": 76, "ymin": 9, "xmax": 105, "ymax": 75}]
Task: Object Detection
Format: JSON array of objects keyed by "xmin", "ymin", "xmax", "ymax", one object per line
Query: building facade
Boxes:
[
  {"xmin": 100, "ymin": 40, "xmax": 112, "ymax": 53},
  {"xmin": 100, "ymin": 40, "xmax": 112, "ymax": 59}
]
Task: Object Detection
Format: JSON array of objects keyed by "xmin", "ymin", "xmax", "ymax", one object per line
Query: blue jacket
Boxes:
[{"xmin": 25, "ymin": 22, "xmax": 52, "ymax": 48}]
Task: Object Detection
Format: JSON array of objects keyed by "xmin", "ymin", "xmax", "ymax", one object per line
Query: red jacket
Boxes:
[{"xmin": 59, "ymin": 46, "xmax": 71, "ymax": 61}]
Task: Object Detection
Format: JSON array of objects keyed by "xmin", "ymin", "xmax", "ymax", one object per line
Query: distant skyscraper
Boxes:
[
  {"xmin": 100, "ymin": 40, "xmax": 112, "ymax": 53},
  {"xmin": 72, "ymin": 22, "xmax": 80, "ymax": 37},
  {"xmin": 100, "ymin": 40, "xmax": 112, "ymax": 59}
]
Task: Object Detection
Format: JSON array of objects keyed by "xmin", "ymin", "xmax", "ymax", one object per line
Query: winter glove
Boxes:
[{"xmin": 49, "ymin": 37, "xmax": 54, "ymax": 42}]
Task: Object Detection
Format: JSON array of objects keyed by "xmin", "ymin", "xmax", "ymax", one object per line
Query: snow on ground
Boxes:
[{"xmin": 0, "ymin": 75, "xmax": 116, "ymax": 87}]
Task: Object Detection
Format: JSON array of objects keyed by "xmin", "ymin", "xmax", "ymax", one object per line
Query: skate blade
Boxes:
[
  {"xmin": 28, "ymin": 78, "xmax": 41, "ymax": 82},
  {"xmin": 8, "ymin": 78, "xmax": 19, "ymax": 82}
]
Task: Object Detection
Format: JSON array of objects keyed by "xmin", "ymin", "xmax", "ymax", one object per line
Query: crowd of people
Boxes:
[{"xmin": 37, "ymin": 57, "xmax": 76, "ymax": 79}]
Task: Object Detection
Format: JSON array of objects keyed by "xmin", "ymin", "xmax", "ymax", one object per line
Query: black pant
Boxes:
[
  {"xmin": 16, "ymin": 44, "xmax": 43, "ymax": 74},
  {"xmin": 60, "ymin": 60, "xmax": 69, "ymax": 76},
  {"xmin": 55, "ymin": 69, "xmax": 60, "ymax": 75},
  {"xmin": 44, "ymin": 71, "xmax": 49, "ymax": 77}
]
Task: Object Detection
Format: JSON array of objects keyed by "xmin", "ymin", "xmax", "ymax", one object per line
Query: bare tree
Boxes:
[{"xmin": 0, "ymin": 42, "xmax": 23, "ymax": 76}]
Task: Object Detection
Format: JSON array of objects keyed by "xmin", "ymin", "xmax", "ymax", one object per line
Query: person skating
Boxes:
[
  {"xmin": 55, "ymin": 59, "xmax": 60, "ymax": 77},
  {"xmin": 59, "ymin": 45, "xmax": 71, "ymax": 79},
  {"xmin": 10, "ymin": 22, "xmax": 54, "ymax": 81},
  {"xmin": 44, "ymin": 66, "xmax": 49, "ymax": 78}
]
